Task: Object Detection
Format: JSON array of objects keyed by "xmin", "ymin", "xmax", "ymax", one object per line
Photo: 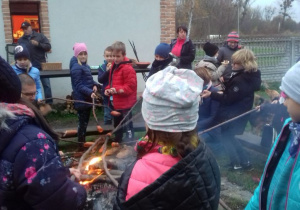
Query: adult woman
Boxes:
[
  {"xmin": 202, "ymin": 49, "xmax": 261, "ymax": 170},
  {"xmin": 170, "ymin": 25, "xmax": 195, "ymax": 69},
  {"xmin": 0, "ymin": 56, "xmax": 86, "ymax": 209}
]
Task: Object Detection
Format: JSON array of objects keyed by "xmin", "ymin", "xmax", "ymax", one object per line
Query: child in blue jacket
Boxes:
[
  {"xmin": 70, "ymin": 43, "xmax": 98, "ymax": 150},
  {"xmin": 98, "ymin": 46, "xmax": 113, "ymax": 125},
  {"xmin": 246, "ymin": 61, "xmax": 300, "ymax": 210}
]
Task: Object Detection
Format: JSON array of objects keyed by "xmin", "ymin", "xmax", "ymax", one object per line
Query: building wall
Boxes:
[{"xmin": 0, "ymin": 0, "xmax": 176, "ymax": 100}]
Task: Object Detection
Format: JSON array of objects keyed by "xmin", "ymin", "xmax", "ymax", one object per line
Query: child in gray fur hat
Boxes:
[{"xmin": 246, "ymin": 61, "xmax": 300, "ymax": 210}]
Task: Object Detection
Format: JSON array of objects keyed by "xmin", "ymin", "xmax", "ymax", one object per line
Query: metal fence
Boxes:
[{"xmin": 194, "ymin": 37, "xmax": 300, "ymax": 81}]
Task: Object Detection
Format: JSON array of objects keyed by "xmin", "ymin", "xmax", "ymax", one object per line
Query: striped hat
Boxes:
[{"xmin": 227, "ymin": 31, "xmax": 239, "ymax": 42}]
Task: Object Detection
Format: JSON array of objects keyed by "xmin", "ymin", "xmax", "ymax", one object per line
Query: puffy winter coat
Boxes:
[
  {"xmin": 12, "ymin": 64, "xmax": 43, "ymax": 100},
  {"xmin": 114, "ymin": 140, "xmax": 221, "ymax": 210},
  {"xmin": 106, "ymin": 57, "xmax": 137, "ymax": 110},
  {"xmin": 0, "ymin": 105, "xmax": 86, "ymax": 209},
  {"xmin": 170, "ymin": 38, "xmax": 195, "ymax": 69},
  {"xmin": 211, "ymin": 69, "xmax": 261, "ymax": 134},
  {"xmin": 70, "ymin": 56, "xmax": 97, "ymax": 110},
  {"xmin": 195, "ymin": 56, "xmax": 226, "ymax": 87}
]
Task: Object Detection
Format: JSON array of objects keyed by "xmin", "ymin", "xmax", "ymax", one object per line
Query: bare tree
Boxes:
[
  {"xmin": 263, "ymin": 6, "xmax": 276, "ymax": 21},
  {"xmin": 279, "ymin": 0, "xmax": 294, "ymax": 30}
]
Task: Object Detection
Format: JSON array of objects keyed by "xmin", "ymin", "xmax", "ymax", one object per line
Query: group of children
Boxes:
[{"xmin": 4, "ymin": 31, "xmax": 300, "ymax": 209}]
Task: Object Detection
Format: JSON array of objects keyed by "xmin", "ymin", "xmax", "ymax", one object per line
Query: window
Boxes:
[{"xmin": 10, "ymin": 2, "xmax": 40, "ymax": 43}]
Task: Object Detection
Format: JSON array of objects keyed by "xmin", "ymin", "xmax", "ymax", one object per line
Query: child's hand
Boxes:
[
  {"xmin": 104, "ymin": 89, "xmax": 111, "ymax": 96},
  {"xmin": 219, "ymin": 76, "xmax": 224, "ymax": 83},
  {"xmin": 91, "ymin": 92, "xmax": 97, "ymax": 98},
  {"xmin": 118, "ymin": 89, "xmax": 124, "ymax": 94},
  {"xmin": 106, "ymin": 63, "xmax": 112, "ymax": 71},
  {"xmin": 69, "ymin": 168, "xmax": 81, "ymax": 180},
  {"xmin": 201, "ymin": 90, "xmax": 211, "ymax": 98},
  {"xmin": 93, "ymin": 86, "xmax": 98, "ymax": 92},
  {"xmin": 110, "ymin": 88, "xmax": 117, "ymax": 94}
]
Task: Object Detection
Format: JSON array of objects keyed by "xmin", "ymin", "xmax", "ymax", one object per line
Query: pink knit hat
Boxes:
[{"xmin": 73, "ymin": 43, "xmax": 88, "ymax": 57}]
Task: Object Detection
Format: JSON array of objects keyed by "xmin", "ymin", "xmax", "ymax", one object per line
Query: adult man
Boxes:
[
  {"xmin": 18, "ymin": 73, "xmax": 52, "ymax": 115},
  {"xmin": 217, "ymin": 31, "xmax": 241, "ymax": 82},
  {"xmin": 18, "ymin": 73, "xmax": 37, "ymax": 102},
  {"xmin": 18, "ymin": 21, "xmax": 53, "ymax": 104}
]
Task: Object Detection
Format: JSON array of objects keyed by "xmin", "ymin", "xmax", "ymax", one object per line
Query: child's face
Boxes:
[
  {"xmin": 16, "ymin": 58, "xmax": 30, "ymax": 68},
  {"xmin": 104, "ymin": 51, "xmax": 113, "ymax": 63},
  {"xmin": 283, "ymin": 94, "xmax": 300, "ymax": 122},
  {"xmin": 78, "ymin": 51, "xmax": 88, "ymax": 63},
  {"xmin": 155, "ymin": 54, "xmax": 166, "ymax": 61},
  {"xmin": 112, "ymin": 50, "xmax": 125, "ymax": 64},
  {"xmin": 231, "ymin": 60, "xmax": 243, "ymax": 71}
]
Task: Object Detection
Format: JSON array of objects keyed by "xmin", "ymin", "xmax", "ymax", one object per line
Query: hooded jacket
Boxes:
[
  {"xmin": 12, "ymin": 64, "xmax": 43, "ymax": 100},
  {"xmin": 196, "ymin": 56, "xmax": 226, "ymax": 87},
  {"xmin": 0, "ymin": 105, "xmax": 86, "ymax": 209},
  {"xmin": 106, "ymin": 57, "xmax": 137, "ymax": 110},
  {"xmin": 69, "ymin": 56, "xmax": 97, "ymax": 110},
  {"xmin": 114, "ymin": 141, "xmax": 221, "ymax": 210},
  {"xmin": 211, "ymin": 69, "xmax": 261, "ymax": 134}
]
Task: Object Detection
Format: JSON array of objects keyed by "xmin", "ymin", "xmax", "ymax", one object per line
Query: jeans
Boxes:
[
  {"xmin": 221, "ymin": 128, "xmax": 249, "ymax": 166},
  {"xmin": 77, "ymin": 108, "xmax": 91, "ymax": 145},
  {"xmin": 41, "ymin": 77, "xmax": 53, "ymax": 104},
  {"xmin": 110, "ymin": 104, "xmax": 134, "ymax": 142},
  {"xmin": 103, "ymin": 95, "xmax": 112, "ymax": 124}
]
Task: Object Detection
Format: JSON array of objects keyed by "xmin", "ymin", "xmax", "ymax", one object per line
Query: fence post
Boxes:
[{"xmin": 291, "ymin": 37, "xmax": 295, "ymax": 66}]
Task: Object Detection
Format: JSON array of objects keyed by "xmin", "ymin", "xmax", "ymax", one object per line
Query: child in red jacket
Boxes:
[{"xmin": 105, "ymin": 41, "xmax": 137, "ymax": 142}]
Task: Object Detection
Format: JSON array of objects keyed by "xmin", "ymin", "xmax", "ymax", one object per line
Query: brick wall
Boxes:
[
  {"xmin": 1, "ymin": 0, "xmax": 50, "ymax": 44},
  {"xmin": 160, "ymin": 0, "xmax": 176, "ymax": 43}
]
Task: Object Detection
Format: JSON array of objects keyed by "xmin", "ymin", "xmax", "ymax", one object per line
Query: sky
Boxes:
[{"xmin": 251, "ymin": 0, "xmax": 300, "ymax": 22}]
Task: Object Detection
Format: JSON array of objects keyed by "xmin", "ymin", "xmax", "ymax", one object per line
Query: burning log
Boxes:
[{"xmin": 79, "ymin": 174, "xmax": 121, "ymax": 185}]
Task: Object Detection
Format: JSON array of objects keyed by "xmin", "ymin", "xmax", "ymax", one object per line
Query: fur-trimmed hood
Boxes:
[
  {"xmin": 0, "ymin": 107, "xmax": 15, "ymax": 130},
  {"xmin": 0, "ymin": 107, "xmax": 31, "ymax": 154}
]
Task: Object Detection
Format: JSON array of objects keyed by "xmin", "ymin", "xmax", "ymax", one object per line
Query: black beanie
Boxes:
[
  {"xmin": 203, "ymin": 42, "xmax": 219, "ymax": 57},
  {"xmin": 14, "ymin": 45, "xmax": 30, "ymax": 60},
  {"xmin": 0, "ymin": 56, "xmax": 21, "ymax": 103}
]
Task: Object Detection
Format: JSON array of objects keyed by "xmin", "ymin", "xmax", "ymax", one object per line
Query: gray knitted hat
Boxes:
[
  {"xmin": 280, "ymin": 61, "xmax": 300, "ymax": 104},
  {"xmin": 142, "ymin": 66, "xmax": 203, "ymax": 132}
]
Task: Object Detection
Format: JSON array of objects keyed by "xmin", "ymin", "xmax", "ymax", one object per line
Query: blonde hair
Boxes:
[
  {"xmin": 194, "ymin": 67, "xmax": 211, "ymax": 86},
  {"xmin": 231, "ymin": 49, "xmax": 258, "ymax": 72},
  {"xmin": 111, "ymin": 41, "xmax": 126, "ymax": 55}
]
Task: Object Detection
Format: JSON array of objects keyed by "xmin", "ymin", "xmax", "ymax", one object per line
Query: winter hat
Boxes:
[
  {"xmin": 14, "ymin": 45, "xmax": 30, "ymax": 60},
  {"xmin": 203, "ymin": 42, "xmax": 219, "ymax": 57},
  {"xmin": 0, "ymin": 56, "xmax": 22, "ymax": 103},
  {"xmin": 154, "ymin": 43, "xmax": 171, "ymax": 59},
  {"xmin": 73, "ymin": 43, "xmax": 88, "ymax": 57},
  {"xmin": 280, "ymin": 61, "xmax": 300, "ymax": 104},
  {"xmin": 142, "ymin": 66, "xmax": 203, "ymax": 132},
  {"xmin": 227, "ymin": 31, "xmax": 239, "ymax": 42}
]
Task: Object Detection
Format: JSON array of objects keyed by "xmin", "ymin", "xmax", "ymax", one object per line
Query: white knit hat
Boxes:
[
  {"xmin": 280, "ymin": 61, "xmax": 300, "ymax": 104},
  {"xmin": 142, "ymin": 66, "xmax": 203, "ymax": 132}
]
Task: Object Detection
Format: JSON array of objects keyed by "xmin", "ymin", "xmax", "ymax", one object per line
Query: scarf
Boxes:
[
  {"xmin": 289, "ymin": 122, "xmax": 300, "ymax": 158},
  {"xmin": 0, "ymin": 103, "xmax": 35, "ymax": 118}
]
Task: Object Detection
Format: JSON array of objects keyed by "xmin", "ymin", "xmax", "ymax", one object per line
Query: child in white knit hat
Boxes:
[
  {"xmin": 114, "ymin": 66, "xmax": 221, "ymax": 210},
  {"xmin": 246, "ymin": 61, "xmax": 300, "ymax": 210}
]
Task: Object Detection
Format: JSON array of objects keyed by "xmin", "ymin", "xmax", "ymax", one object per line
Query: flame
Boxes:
[
  {"xmin": 85, "ymin": 157, "xmax": 102, "ymax": 171},
  {"xmin": 80, "ymin": 156, "xmax": 103, "ymax": 185}
]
